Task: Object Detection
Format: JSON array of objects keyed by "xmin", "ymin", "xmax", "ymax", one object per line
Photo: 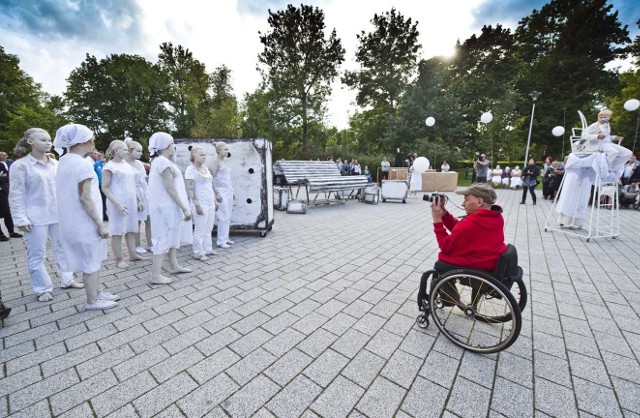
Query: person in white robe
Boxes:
[
  {"xmin": 185, "ymin": 146, "xmax": 216, "ymax": 260},
  {"xmin": 148, "ymin": 132, "xmax": 192, "ymax": 284},
  {"xmin": 210, "ymin": 142, "xmax": 235, "ymax": 248},
  {"xmin": 125, "ymin": 141, "xmax": 151, "ymax": 253},
  {"xmin": 102, "ymin": 140, "xmax": 145, "ymax": 268},
  {"xmin": 53, "ymin": 124, "xmax": 119, "ymax": 311},
  {"xmin": 491, "ymin": 165, "xmax": 503, "ymax": 185},
  {"xmin": 556, "ymin": 109, "xmax": 632, "ymax": 227},
  {"xmin": 510, "ymin": 166, "xmax": 522, "ymax": 189},
  {"xmin": 9, "ymin": 128, "xmax": 82, "ymax": 302}
]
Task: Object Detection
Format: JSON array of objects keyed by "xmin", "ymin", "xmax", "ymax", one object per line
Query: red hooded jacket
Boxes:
[{"xmin": 433, "ymin": 205, "xmax": 507, "ymax": 271}]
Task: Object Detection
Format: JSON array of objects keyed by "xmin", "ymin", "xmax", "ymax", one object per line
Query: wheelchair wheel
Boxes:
[{"xmin": 429, "ymin": 270, "xmax": 521, "ymax": 354}]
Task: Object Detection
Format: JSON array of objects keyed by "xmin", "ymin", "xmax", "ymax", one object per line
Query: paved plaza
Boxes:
[{"xmin": 1, "ymin": 188, "xmax": 640, "ymax": 418}]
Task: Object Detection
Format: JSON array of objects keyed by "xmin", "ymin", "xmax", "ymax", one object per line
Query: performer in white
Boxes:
[
  {"xmin": 102, "ymin": 140, "xmax": 144, "ymax": 268},
  {"xmin": 556, "ymin": 109, "xmax": 632, "ymax": 227},
  {"xmin": 510, "ymin": 166, "xmax": 522, "ymax": 189},
  {"xmin": 53, "ymin": 124, "xmax": 119, "ymax": 310},
  {"xmin": 502, "ymin": 166, "xmax": 511, "ymax": 186},
  {"xmin": 210, "ymin": 142, "xmax": 234, "ymax": 248},
  {"xmin": 408, "ymin": 156, "xmax": 429, "ymax": 196},
  {"xmin": 9, "ymin": 128, "xmax": 82, "ymax": 302},
  {"xmin": 125, "ymin": 140, "xmax": 151, "ymax": 253},
  {"xmin": 148, "ymin": 132, "xmax": 192, "ymax": 284},
  {"xmin": 185, "ymin": 146, "xmax": 217, "ymax": 260},
  {"xmin": 491, "ymin": 165, "xmax": 503, "ymax": 185}
]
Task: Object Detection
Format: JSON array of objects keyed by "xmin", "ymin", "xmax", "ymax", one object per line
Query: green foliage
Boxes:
[
  {"xmin": 258, "ymin": 4, "xmax": 345, "ymax": 155},
  {"xmin": 65, "ymin": 53, "xmax": 171, "ymax": 151},
  {"xmin": 513, "ymin": 0, "xmax": 630, "ymax": 158}
]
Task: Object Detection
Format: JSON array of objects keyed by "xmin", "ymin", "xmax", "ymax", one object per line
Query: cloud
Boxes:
[
  {"xmin": 0, "ymin": 0, "xmax": 143, "ymax": 46},
  {"xmin": 471, "ymin": 0, "xmax": 547, "ymax": 28}
]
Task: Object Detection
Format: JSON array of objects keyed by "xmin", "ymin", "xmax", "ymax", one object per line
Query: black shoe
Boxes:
[
  {"xmin": 520, "ymin": 202, "xmax": 525, "ymax": 204},
  {"xmin": 0, "ymin": 301, "xmax": 10, "ymax": 320},
  {"xmin": 9, "ymin": 232, "xmax": 23, "ymax": 238},
  {"xmin": 533, "ymin": 202, "xmax": 537, "ymax": 205},
  {"xmin": 0, "ymin": 235, "xmax": 8, "ymax": 242}
]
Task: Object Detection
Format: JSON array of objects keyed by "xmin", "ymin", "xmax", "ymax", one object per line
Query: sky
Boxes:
[{"xmin": 1, "ymin": 0, "xmax": 638, "ymax": 129}]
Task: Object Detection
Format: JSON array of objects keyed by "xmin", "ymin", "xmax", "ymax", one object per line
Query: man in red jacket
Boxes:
[{"xmin": 431, "ymin": 184, "xmax": 507, "ymax": 272}]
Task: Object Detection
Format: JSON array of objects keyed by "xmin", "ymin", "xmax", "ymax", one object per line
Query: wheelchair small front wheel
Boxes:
[
  {"xmin": 416, "ymin": 314, "xmax": 429, "ymax": 329},
  {"xmin": 429, "ymin": 270, "xmax": 521, "ymax": 354}
]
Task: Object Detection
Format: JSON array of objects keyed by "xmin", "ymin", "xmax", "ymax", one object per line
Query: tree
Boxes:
[
  {"xmin": 65, "ymin": 53, "xmax": 170, "ymax": 150},
  {"xmin": 192, "ymin": 65, "xmax": 241, "ymax": 138},
  {"xmin": 0, "ymin": 46, "xmax": 65, "ymax": 153},
  {"xmin": 158, "ymin": 42, "xmax": 210, "ymax": 137},
  {"xmin": 343, "ymin": 8, "xmax": 420, "ymax": 114},
  {"xmin": 514, "ymin": 0, "xmax": 630, "ymax": 157},
  {"xmin": 258, "ymin": 4, "xmax": 345, "ymax": 156}
]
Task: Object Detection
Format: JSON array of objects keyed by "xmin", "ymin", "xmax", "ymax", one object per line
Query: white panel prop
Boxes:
[{"xmin": 174, "ymin": 138, "xmax": 274, "ymax": 237}]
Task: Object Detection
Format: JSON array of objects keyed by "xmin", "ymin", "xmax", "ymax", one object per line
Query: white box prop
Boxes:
[
  {"xmin": 381, "ymin": 180, "xmax": 409, "ymax": 203},
  {"xmin": 363, "ymin": 185, "xmax": 379, "ymax": 204},
  {"xmin": 174, "ymin": 138, "xmax": 274, "ymax": 237}
]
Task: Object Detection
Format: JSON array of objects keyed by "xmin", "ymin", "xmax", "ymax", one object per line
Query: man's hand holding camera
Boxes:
[{"xmin": 425, "ymin": 194, "xmax": 447, "ymax": 223}]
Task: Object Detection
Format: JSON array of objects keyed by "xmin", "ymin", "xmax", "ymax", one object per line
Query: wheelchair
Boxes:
[{"xmin": 416, "ymin": 244, "xmax": 527, "ymax": 354}]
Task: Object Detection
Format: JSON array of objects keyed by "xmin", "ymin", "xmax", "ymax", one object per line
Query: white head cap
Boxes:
[
  {"xmin": 53, "ymin": 124, "xmax": 93, "ymax": 155},
  {"xmin": 148, "ymin": 132, "xmax": 173, "ymax": 155}
]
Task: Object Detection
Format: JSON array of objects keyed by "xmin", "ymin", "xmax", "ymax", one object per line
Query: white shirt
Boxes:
[
  {"xmin": 185, "ymin": 165, "xmax": 214, "ymax": 205},
  {"xmin": 9, "ymin": 154, "xmax": 60, "ymax": 226}
]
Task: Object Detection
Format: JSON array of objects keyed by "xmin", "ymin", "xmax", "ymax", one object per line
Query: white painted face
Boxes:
[
  {"xmin": 112, "ymin": 142, "xmax": 129, "ymax": 161},
  {"xmin": 161, "ymin": 142, "xmax": 176, "ymax": 158},
  {"xmin": 194, "ymin": 149, "xmax": 207, "ymax": 165},
  {"xmin": 129, "ymin": 143, "xmax": 143, "ymax": 160},
  {"xmin": 29, "ymin": 132, "xmax": 52, "ymax": 153},
  {"xmin": 218, "ymin": 144, "xmax": 230, "ymax": 159}
]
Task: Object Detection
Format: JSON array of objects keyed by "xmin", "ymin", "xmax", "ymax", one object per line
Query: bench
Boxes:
[{"xmin": 273, "ymin": 160, "xmax": 369, "ymax": 206}]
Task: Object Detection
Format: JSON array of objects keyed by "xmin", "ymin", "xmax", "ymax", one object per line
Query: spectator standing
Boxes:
[
  {"xmin": 520, "ymin": 158, "xmax": 539, "ymax": 205},
  {"xmin": 0, "ymin": 151, "xmax": 22, "ymax": 241},
  {"xmin": 441, "ymin": 160, "xmax": 450, "ymax": 172},
  {"xmin": 475, "ymin": 154, "xmax": 490, "ymax": 183},
  {"xmin": 380, "ymin": 157, "xmax": 390, "ymax": 181},
  {"xmin": 352, "ymin": 159, "xmax": 362, "ymax": 175},
  {"xmin": 622, "ymin": 154, "xmax": 640, "ymax": 185}
]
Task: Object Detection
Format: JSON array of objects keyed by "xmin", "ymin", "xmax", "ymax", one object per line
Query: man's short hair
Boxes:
[{"xmin": 455, "ymin": 185, "xmax": 497, "ymax": 204}]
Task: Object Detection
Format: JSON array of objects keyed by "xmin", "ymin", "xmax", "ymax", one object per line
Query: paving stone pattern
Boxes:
[{"xmin": 1, "ymin": 189, "xmax": 640, "ymax": 417}]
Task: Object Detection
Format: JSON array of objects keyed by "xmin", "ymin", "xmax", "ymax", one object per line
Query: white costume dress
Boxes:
[
  {"xmin": 555, "ymin": 153, "xmax": 608, "ymax": 222},
  {"xmin": 409, "ymin": 165, "xmax": 422, "ymax": 191},
  {"xmin": 56, "ymin": 154, "xmax": 107, "ymax": 274},
  {"xmin": 510, "ymin": 169, "xmax": 522, "ymax": 189},
  {"xmin": 185, "ymin": 165, "xmax": 215, "ymax": 257},
  {"xmin": 148, "ymin": 156, "xmax": 192, "ymax": 254},
  {"xmin": 131, "ymin": 160, "xmax": 149, "ymax": 221},
  {"xmin": 9, "ymin": 155, "xmax": 75, "ymax": 294},
  {"xmin": 491, "ymin": 169, "xmax": 503, "ymax": 185},
  {"xmin": 103, "ymin": 160, "xmax": 138, "ymax": 235},
  {"xmin": 581, "ymin": 121, "xmax": 632, "ymax": 182},
  {"xmin": 214, "ymin": 165, "xmax": 234, "ymax": 246}
]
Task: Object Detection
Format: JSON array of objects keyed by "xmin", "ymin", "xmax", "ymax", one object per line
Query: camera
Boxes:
[{"xmin": 423, "ymin": 193, "xmax": 446, "ymax": 203}]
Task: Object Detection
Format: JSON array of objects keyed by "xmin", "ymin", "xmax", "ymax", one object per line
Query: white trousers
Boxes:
[
  {"xmin": 216, "ymin": 187, "xmax": 233, "ymax": 246},
  {"xmin": 25, "ymin": 224, "xmax": 74, "ymax": 295},
  {"xmin": 192, "ymin": 202, "xmax": 215, "ymax": 256}
]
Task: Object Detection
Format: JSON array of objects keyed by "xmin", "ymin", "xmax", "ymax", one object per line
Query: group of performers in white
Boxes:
[{"xmin": 8, "ymin": 125, "xmax": 234, "ymax": 311}]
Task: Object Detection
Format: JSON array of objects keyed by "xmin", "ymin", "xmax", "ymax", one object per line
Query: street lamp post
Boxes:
[{"xmin": 523, "ymin": 91, "xmax": 541, "ymax": 166}]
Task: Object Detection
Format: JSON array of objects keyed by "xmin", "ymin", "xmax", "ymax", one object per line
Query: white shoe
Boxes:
[
  {"xmin": 85, "ymin": 299, "xmax": 118, "ymax": 310},
  {"xmin": 226, "ymin": 240, "xmax": 235, "ymax": 245},
  {"xmin": 217, "ymin": 243, "xmax": 231, "ymax": 248},
  {"xmin": 135, "ymin": 246, "xmax": 148, "ymax": 254},
  {"xmin": 205, "ymin": 249, "xmax": 218, "ymax": 256},
  {"xmin": 98, "ymin": 291, "xmax": 120, "ymax": 302}
]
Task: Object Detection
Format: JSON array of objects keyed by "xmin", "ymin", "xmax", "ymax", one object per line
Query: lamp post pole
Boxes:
[{"xmin": 524, "ymin": 91, "xmax": 541, "ymax": 167}]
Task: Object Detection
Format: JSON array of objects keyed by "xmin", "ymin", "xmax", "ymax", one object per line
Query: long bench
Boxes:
[{"xmin": 273, "ymin": 160, "xmax": 369, "ymax": 205}]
